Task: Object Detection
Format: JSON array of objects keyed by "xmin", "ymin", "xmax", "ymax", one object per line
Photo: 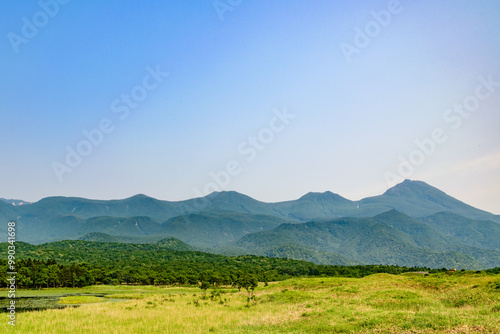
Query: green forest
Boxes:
[{"xmin": 3, "ymin": 239, "xmax": 495, "ymax": 289}]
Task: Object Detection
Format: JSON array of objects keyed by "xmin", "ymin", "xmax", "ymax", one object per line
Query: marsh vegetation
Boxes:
[{"xmin": 1, "ymin": 271, "xmax": 499, "ymax": 333}]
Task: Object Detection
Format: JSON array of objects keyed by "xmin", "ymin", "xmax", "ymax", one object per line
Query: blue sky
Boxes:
[{"xmin": 1, "ymin": 0, "xmax": 499, "ymax": 214}]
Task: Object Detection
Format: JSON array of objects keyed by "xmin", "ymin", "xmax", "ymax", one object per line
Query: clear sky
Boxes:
[{"xmin": 1, "ymin": 0, "xmax": 499, "ymax": 214}]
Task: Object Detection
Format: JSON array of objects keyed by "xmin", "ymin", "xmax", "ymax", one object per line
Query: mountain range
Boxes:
[{"xmin": 1, "ymin": 180, "xmax": 499, "ymax": 269}]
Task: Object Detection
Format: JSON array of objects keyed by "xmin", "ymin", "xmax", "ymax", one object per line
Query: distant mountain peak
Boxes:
[
  {"xmin": 127, "ymin": 194, "xmax": 153, "ymax": 200},
  {"xmin": 299, "ymin": 191, "xmax": 346, "ymax": 201},
  {"xmin": 206, "ymin": 190, "xmax": 259, "ymax": 202},
  {"xmin": 302, "ymin": 190, "xmax": 334, "ymax": 196},
  {"xmin": 383, "ymin": 179, "xmax": 443, "ymax": 197},
  {"xmin": 373, "ymin": 179, "xmax": 497, "ymax": 221}
]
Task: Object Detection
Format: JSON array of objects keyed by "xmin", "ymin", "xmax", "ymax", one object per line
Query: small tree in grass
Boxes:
[
  {"xmin": 200, "ymin": 281, "xmax": 210, "ymax": 297},
  {"xmin": 235, "ymin": 272, "xmax": 258, "ymax": 306}
]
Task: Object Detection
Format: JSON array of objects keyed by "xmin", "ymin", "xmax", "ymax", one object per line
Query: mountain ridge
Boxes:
[
  {"xmin": 1, "ymin": 179, "xmax": 498, "ymax": 269},
  {"xmin": 3, "ymin": 179, "xmax": 497, "ymax": 222}
]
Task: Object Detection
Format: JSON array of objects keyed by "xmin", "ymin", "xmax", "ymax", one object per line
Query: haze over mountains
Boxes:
[{"xmin": 2, "ymin": 180, "xmax": 499, "ymax": 269}]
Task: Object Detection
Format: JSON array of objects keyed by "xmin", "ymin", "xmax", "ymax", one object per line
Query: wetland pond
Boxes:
[{"xmin": 0, "ymin": 293, "xmax": 130, "ymax": 312}]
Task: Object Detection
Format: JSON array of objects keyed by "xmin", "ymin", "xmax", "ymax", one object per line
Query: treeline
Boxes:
[
  {"xmin": 0, "ymin": 258, "xmax": 449, "ymax": 289},
  {"xmin": 1, "ymin": 259, "xmax": 94, "ymax": 288},
  {"xmin": 1, "ymin": 240, "xmax": 488, "ymax": 289}
]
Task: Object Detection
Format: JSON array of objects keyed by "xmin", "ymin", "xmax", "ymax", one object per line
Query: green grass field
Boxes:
[{"xmin": 2, "ymin": 271, "xmax": 499, "ymax": 333}]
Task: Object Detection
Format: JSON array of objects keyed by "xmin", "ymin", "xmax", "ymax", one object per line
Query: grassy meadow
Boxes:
[{"xmin": 2, "ymin": 271, "xmax": 499, "ymax": 333}]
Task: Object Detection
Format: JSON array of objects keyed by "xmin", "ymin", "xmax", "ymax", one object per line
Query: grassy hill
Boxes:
[{"xmin": 1, "ymin": 272, "xmax": 499, "ymax": 333}]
